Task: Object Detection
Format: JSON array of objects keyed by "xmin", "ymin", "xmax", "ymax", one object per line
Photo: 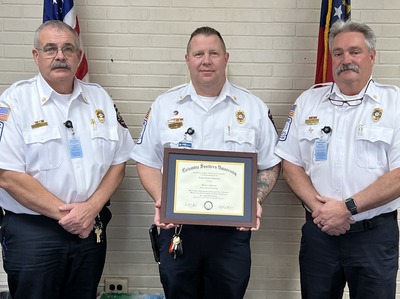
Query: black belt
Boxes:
[
  {"xmin": 2, "ymin": 209, "xmax": 38, "ymax": 217},
  {"xmin": 306, "ymin": 210, "xmax": 397, "ymax": 233},
  {"xmin": 2, "ymin": 205, "xmax": 112, "ymax": 226},
  {"xmin": 2, "ymin": 209, "xmax": 15, "ymax": 215}
]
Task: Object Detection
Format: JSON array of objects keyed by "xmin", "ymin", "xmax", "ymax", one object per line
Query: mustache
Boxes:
[
  {"xmin": 336, "ymin": 64, "xmax": 359, "ymax": 76},
  {"xmin": 51, "ymin": 62, "xmax": 71, "ymax": 70}
]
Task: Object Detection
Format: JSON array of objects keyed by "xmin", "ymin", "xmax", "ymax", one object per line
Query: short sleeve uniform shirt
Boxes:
[
  {"xmin": 275, "ymin": 80, "xmax": 400, "ymax": 221},
  {"xmin": 0, "ymin": 74, "xmax": 134, "ymax": 214},
  {"xmin": 131, "ymin": 80, "xmax": 281, "ymax": 171}
]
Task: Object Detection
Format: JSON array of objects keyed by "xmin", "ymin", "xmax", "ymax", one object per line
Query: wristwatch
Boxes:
[{"xmin": 345, "ymin": 197, "xmax": 358, "ymax": 215}]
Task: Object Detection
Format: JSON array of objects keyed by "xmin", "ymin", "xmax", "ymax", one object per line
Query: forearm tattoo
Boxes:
[{"xmin": 256, "ymin": 164, "xmax": 281, "ymax": 204}]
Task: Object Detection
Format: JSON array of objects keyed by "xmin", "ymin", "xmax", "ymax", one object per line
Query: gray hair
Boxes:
[
  {"xmin": 34, "ymin": 20, "xmax": 80, "ymax": 49},
  {"xmin": 329, "ymin": 19, "xmax": 376, "ymax": 53}
]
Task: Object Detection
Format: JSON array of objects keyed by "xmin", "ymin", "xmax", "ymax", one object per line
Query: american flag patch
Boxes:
[
  {"xmin": 288, "ymin": 104, "xmax": 297, "ymax": 117},
  {"xmin": 0, "ymin": 107, "xmax": 10, "ymax": 121},
  {"xmin": 0, "ymin": 121, "xmax": 4, "ymax": 142}
]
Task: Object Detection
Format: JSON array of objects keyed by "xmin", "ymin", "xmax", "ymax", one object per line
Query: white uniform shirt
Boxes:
[
  {"xmin": 0, "ymin": 74, "xmax": 134, "ymax": 214},
  {"xmin": 131, "ymin": 80, "xmax": 281, "ymax": 170},
  {"xmin": 275, "ymin": 80, "xmax": 400, "ymax": 221}
]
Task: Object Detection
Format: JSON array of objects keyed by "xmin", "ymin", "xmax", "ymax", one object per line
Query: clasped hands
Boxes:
[
  {"xmin": 312, "ymin": 195, "xmax": 355, "ymax": 236},
  {"xmin": 58, "ymin": 202, "xmax": 97, "ymax": 239}
]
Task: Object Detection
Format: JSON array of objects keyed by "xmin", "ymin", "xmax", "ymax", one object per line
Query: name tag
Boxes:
[
  {"xmin": 314, "ymin": 138, "xmax": 327, "ymax": 161},
  {"xmin": 178, "ymin": 141, "xmax": 192, "ymax": 148},
  {"xmin": 68, "ymin": 136, "xmax": 83, "ymax": 158}
]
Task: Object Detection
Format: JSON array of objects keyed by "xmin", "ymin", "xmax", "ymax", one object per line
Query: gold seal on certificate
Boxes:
[{"xmin": 161, "ymin": 148, "xmax": 257, "ymax": 227}]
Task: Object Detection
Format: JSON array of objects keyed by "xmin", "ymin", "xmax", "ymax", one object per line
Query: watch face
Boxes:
[{"xmin": 345, "ymin": 198, "xmax": 357, "ymax": 215}]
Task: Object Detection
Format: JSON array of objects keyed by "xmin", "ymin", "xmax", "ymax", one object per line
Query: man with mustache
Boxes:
[
  {"xmin": 275, "ymin": 19, "xmax": 400, "ymax": 299},
  {"xmin": 131, "ymin": 26, "xmax": 281, "ymax": 299},
  {"xmin": 0, "ymin": 20, "xmax": 134, "ymax": 299}
]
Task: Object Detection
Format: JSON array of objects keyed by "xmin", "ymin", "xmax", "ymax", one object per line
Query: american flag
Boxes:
[
  {"xmin": 43, "ymin": 0, "xmax": 89, "ymax": 82},
  {"xmin": 315, "ymin": 0, "xmax": 351, "ymax": 84},
  {"xmin": 0, "ymin": 107, "xmax": 10, "ymax": 121}
]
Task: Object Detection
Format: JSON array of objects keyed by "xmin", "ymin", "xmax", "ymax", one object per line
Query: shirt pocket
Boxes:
[
  {"xmin": 355, "ymin": 126, "xmax": 392, "ymax": 168},
  {"xmin": 22, "ymin": 126, "xmax": 62, "ymax": 171},
  {"xmin": 91, "ymin": 126, "xmax": 119, "ymax": 165},
  {"xmin": 224, "ymin": 128, "xmax": 256, "ymax": 152},
  {"xmin": 298, "ymin": 125, "xmax": 320, "ymax": 164},
  {"xmin": 160, "ymin": 128, "xmax": 186, "ymax": 148}
]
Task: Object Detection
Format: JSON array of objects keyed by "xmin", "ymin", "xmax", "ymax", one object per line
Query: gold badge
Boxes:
[
  {"xmin": 168, "ymin": 116, "xmax": 184, "ymax": 129},
  {"xmin": 95, "ymin": 109, "xmax": 105, "ymax": 123},
  {"xmin": 305, "ymin": 116, "xmax": 319, "ymax": 125},
  {"xmin": 31, "ymin": 119, "xmax": 48, "ymax": 129},
  {"xmin": 372, "ymin": 108, "xmax": 383, "ymax": 122},
  {"xmin": 236, "ymin": 110, "xmax": 245, "ymax": 124}
]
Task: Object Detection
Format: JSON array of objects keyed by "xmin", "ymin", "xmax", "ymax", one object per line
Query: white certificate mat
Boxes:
[
  {"xmin": 161, "ymin": 148, "xmax": 257, "ymax": 227},
  {"xmin": 174, "ymin": 160, "xmax": 245, "ymax": 216}
]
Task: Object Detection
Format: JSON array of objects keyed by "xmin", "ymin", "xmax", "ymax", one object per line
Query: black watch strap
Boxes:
[{"xmin": 345, "ymin": 197, "xmax": 358, "ymax": 215}]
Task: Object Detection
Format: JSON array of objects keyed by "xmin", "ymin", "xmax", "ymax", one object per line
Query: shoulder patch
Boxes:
[
  {"xmin": 114, "ymin": 104, "xmax": 128, "ymax": 129},
  {"xmin": 144, "ymin": 107, "xmax": 151, "ymax": 121},
  {"xmin": 0, "ymin": 107, "xmax": 11, "ymax": 121},
  {"xmin": 288, "ymin": 104, "xmax": 297, "ymax": 117},
  {"xmin": 136, "ymin": 107, "xmax": 151, "ymax": 145},
  {"xmin": 0, "ymin": 121, "xmax": 4, "ymax": 142},
  {"xmin": 268, "ymin": 109, "xmax": 277, "ymax": 133},
  {"xmin": 279, "ymin": 117, "xmax": 292, "ymax": 141}
]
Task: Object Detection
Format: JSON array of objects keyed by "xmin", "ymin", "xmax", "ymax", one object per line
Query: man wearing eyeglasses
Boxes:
[
  {"xmin": 275, "ymin": 19, "xmax": 400, "ymax": 299},
  {"xmin": 0, "ymin": 20, "xmax": 134, "ymax": 299}
]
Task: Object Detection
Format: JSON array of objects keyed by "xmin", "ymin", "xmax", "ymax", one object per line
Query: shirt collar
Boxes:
[
  {"xmin": 177, "ymin": 80, "xmax": 239, "ymax": 106},
  {"xmin": 37, "ymin": 74, "xmax": 85, "ymax": 105},
  {"xmin": 323, "ymin": 78, "xmax": 380, "ymax": 104}
]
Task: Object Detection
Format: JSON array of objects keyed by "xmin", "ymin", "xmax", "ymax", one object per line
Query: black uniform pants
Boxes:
[
  {"xmin": 158, "ymin": 225, "xmax": 251, "ymax": 299},
  {"xmin": 0, "ymin": 207, "xmax": 111, "ymax": 299},
  {"xmin": 300, "ymin": 211, "xmax": 398, "ymax": 299}
]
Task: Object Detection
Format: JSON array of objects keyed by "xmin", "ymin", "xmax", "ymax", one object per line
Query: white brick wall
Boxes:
[{"xmin": 1, "ymin": 0, "xmax": 400, "ymax": 298}]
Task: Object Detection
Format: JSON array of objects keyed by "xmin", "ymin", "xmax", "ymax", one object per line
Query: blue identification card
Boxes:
[
  {"xmin": 178, "ymin": 134, "xmax": 193, "ymax": 148},
  {"xmin": 178, "ymin": 140, "xmax": 192, "ymax": 148},
  {"xmin": 68, "ymin": 136, "xmax": 83, "ymax": 158},
  {"xmin": 314, "ymin": 138, "xmax": 327, "ymax": 161}
]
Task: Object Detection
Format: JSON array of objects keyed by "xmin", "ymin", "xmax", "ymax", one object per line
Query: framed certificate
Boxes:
[{"xmin": 161, "ymin": 148, "xmax": 257, "ymax": 227}]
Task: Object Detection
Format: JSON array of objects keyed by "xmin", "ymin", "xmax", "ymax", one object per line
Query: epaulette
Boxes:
[
  {"xmin": 12, "ymin": 77, "xmax": 36, "ymax": 88},
  {"xmin": 373, "ymin": 81, "xmax": 398, "ymax": 91},
  {"xmin": 78, "ymin": 79, "xmax": 102, "ymax": 89},
  {"xmin": 231, "ymin": 83, "xmax": 251, "ymax": 94},
  {"xmin": 166, "ymin": 83, "xmax": 187, "ymax": 93},
  {"xmin": 311, "ymin": 82, "xmax": 331, "ymax": 89}
]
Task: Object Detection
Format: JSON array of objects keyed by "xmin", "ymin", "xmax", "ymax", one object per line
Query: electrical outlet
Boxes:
[{"xmin": 104, "ymin": 277, "xmax": 129, "ymax": 294}]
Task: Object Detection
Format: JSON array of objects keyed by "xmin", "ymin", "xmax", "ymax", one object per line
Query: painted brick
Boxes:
[{"xmin": 1, "ymin": 1, "xmax": 400, "ymax": 298}]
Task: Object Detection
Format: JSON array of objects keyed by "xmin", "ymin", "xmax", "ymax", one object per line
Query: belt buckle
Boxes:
[{"xmin": 362, "ymin": 219, "xmax": 373, "ymax": 231}]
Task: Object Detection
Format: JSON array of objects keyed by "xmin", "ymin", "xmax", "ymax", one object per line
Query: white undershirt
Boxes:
[
  {"xmin": 198, "ymin": 95, "xmax": 217, "ymax": 110},
  {"xmin": 52, "ymin": 92, "xmax": 72, "ymax": 119}
]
